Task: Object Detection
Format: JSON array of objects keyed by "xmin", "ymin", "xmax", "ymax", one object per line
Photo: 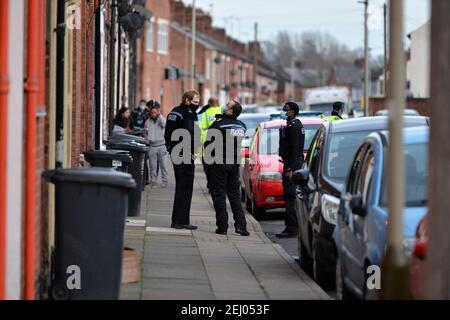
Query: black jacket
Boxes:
[
  {"xmin": 164, "ymin": 104, "xmax": 200, "ymax": 162},
  {"xmin": 204, "ymin": 114, "xmax": 247, "ymax": 165},
  {"xmin": 279, "ymin": 116, "xmax": 305, "ymax": 171},
  {"xmin": 132, "ymin": 107, "xmax": 149, "ymax": 128}
]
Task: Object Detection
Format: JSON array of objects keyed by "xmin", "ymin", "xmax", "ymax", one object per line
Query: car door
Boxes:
[
  {"xmin": 343, "ymin": 146, "xmax": 375, "ymax": 290},
  {"xmin": 248, "ymin": 127, "xmax": 260, "ymax": 197},
  {"xmin": 244, "ymin": 127, "xmax": 259, "ymax": 196},
  {"xmin": 298, "ymin": 127, "xmax": 325, "ymax": 252}
]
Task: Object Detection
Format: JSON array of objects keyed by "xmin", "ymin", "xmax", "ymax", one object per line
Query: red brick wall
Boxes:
[
  {"xmin": 369, "ymin": 97, "xmax": 431, "ymax": 116},
  {"xmin": 70, "ymin": 0, "xmax": 96, "ymax": 168}
]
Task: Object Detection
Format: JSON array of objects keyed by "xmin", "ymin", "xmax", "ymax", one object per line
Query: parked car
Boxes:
[
  {"xmin": 409, "ymin": 212, "xmax": 428, "ymax": 300},
  {"xmin": 242, "ymin": 118, "xmax": 324, "ymax": 220},
  {"xmin": 292, "ymin": 116, "xmax": 429, "ymax": 290},
  {"xmin": 375, "ymin": 108, "xmax": 420, "ymax": 117},
  {"xmin": 334, "ymin": 126, "xmax": 429, "ymax": 299}
]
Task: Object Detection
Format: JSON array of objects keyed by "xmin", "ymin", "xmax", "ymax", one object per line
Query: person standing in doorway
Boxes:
[
  {"xmin": 165, "ymin": 90, "xmax": 201, "ymax": 230},
  {"xmin": 144, "ymin": 101, "xmax": 168, "ymax": 188}
]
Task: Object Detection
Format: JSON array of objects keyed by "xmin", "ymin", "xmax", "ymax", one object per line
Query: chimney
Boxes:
[
  {"xmin": 212, "ymin": 27, "xmax": 226, "ymax": 43},
  {"xmin": 196, "ymin": 14, "xmax": 212, "ymax": 37},
  {"xmin": 170, "ymin": 0, "xmax": 187, "ymax": 25},
  {"xmin": 248, "ymin": 41, "xmax": 262, "ymax": 58}
]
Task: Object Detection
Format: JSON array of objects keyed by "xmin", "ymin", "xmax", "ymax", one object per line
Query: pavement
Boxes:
[{"xmin": 120, "ymin": 165, "xmax": 329, "ymax": 300}]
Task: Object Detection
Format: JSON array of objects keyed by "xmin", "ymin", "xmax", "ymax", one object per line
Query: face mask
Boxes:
[
  {"xmin": 189, "ymin": 103, "xmax": 199, "ymax": 111},
  {"xmin": 140, "ymin": 104, "xmax": 146, "ymax": 111}
]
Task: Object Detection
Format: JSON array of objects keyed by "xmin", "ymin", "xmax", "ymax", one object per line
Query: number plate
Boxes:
[{"xmin": 112, "ymin": 160, "xmax": 122, "ymax": 167}]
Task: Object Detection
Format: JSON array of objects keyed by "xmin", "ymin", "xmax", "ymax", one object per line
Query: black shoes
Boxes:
[
  {"xmin": 171, "ymin": 224, "xmax": 198, "ymax": 230},
  {"xmin": 275, "ymin": 229, "xmax": 298, "ymax": 238},
  {"xmin": 235, "ymin": 228, "xmax": 250, "ymax": 236},
  {"xmin": 215, "ymin": 229, "xmax": 227, "ymax": 235}
]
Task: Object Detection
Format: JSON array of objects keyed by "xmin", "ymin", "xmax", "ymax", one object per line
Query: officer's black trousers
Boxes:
[
  {"xmin": 282, "ymin": 168, "xmax": 298, "ymax": 233},
  {"xmin": 208, "ymin": 164, "xmax": 247, "ymax": 231},
  {"xmin": 171, "ymin": 163, "xmax": 195, "ymax": 225}
]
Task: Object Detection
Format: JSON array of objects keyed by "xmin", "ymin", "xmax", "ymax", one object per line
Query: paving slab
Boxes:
[{"xmin": 120, "ymin": 165, "xmax": 329, "ymax": 300}]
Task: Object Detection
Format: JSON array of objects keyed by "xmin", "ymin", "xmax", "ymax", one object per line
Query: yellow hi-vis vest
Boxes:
[
  {"xmin": 326, "ymin": 115, "xmax": 342, "ymax": 122},
  {"xmin": 200, "ymin": 105, "xmax": 223, "ymax": 144}
]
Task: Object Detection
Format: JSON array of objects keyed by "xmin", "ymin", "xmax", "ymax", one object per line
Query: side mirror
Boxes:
[
  {"xmin": 413, "ymin": 239, "xmax": 426, "ymax": 260},
  {"xmin": 292, "ymin": 169, "xmax": 309, "ymax": 186},
  {"xmin": 349, "ymin": 194, "xmax": 366, "ymax": 217},
  {"xmin": 240, "ymin": 147, "xmax": 250, "ymax": 159}
]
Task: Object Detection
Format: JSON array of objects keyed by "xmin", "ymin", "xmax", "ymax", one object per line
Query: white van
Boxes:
[{"xmin": 304, "ymin": 86, "xmax": 353, "ymax": 118}]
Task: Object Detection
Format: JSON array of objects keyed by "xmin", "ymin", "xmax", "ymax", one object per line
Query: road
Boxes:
[{"xmin": 254, "ymin": 208, "xmax": 336, "ymax": 299}]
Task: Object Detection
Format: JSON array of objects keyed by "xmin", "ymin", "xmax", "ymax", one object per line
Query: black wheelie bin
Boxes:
[{"xmin": 43, "ymin": 168, "xmax": 136, "ymax": 300}]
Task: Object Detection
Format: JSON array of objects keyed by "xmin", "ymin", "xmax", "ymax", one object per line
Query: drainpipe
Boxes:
[
  {"xmin": 0, "ymin": 0, "xmax": 10, "ymax": 300},
  {"xmin": 24, "ymin": 0, "xmax": 40, "ymax": 300}
]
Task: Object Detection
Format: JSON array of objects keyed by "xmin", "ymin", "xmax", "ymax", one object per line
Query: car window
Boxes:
[
  {"xmin": 356, "ymin": 150, "xmax": 375, "ymax": 204},
  {"xmin": 258, "ymin": 129, "xmax": 279, "ymax": 155},
  {"xmin": 249, "ymin": 127, "xmax": 259, "ymax": 154},
  {"xmin": 381, "ymin": 142, "xmax": 428, "ymax": 206},
  {"xmin": 306, "ymin": 127, "xmax": 322, "ymax": 167},
  {"xmin": 324, "ymin": 130, "xmax": 373, "ymax": 184},
  {"xmin": 346, "ymin": 144, "xmax": 368, "ymax": 194},
  {"xmin": 309, "ymin": 128, "xmax": 325, "ymax": 180},
  {"xmin": 304, "ymin": 125, "xmax": 321, "ymax": 151}
]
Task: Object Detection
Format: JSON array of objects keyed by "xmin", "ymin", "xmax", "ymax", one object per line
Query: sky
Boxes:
[{"xmin": 183, "ymin": 0, "xmax": 431, "ymax": 57}]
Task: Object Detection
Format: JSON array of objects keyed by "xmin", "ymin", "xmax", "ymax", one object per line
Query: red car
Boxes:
[
  {"xmin": 409, "ymin": 213, "xmax": 428, "ymax": 300},
  {"xmin": 241, "ymin": 118, "xmax": 324, "ymax": 220}
]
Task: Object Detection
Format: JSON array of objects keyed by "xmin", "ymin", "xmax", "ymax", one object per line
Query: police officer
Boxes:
[
  {"xmin": 204, "ymin": 100, "xmax": 250, "ymax": 236},
  {"xmin": 198, "ymin": 97, "xmax": 222, "ymax": 192},
  {"xmin": 165, "ymin": 90, "xmax": 202, "ymax": 230},
  {"xmin": 277, "ymin": 102, "xmax": 305, "ymax": 238},
  {"xmin": 327, "ymin": 101, "xmax": 344, "ymax": 122},
  {"xmin": 132, "ymin": 99, "xmax": 150, "ymax": 128}
]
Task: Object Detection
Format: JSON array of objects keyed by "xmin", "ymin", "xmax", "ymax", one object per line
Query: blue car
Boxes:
[{"xmin": 334, "ymin": 126, "xmax": 429, "ymax": 300}]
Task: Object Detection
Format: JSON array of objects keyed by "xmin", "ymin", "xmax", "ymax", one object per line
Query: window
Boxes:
[
  {"xmin": 157, "ymin": 22, "xmax": 169, "ymax": 55},
  {"xmin": 146, "ymin": 22, "xmax": 153, "ymax": 52},
  {"xmin": 381, "ymin": 142, "xmax": 428, "ymax": 207},
  {"xmin": 324, "ymin": 130, "xmax": 373, "ymax": 183},
  {"xmin": 258, "ymin": 129, "xmax": 279, "ymax": 155},
  {"xmin": 356, "ymin": 150, "xmax": 375, "ymax": 204}
]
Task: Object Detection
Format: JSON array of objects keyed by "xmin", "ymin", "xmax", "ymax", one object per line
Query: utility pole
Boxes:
[
  {"xmin": 191, "ymin": 0, "xmax": 196, "ymax": 89},
  {"xmin": 252, "ymin": 22, "xmax": 258, "ymax": 104},
  {"xmin": 427, "ymin": 0, "xmax": 450, "ymax": 300},
  {"xmin": 383, "ymin": 2, "xmax": 388, "ymax": 97},
  {"xmin": 379, "ymin": 0, "xmax": 409, "ymax": 300},
  {"xmin": 362, "ymin": 0, "xmax": 370, "ymax": 116},
  {"xmin": 290, "ymin": 58, "xmax": 295, "ymax": 101}
]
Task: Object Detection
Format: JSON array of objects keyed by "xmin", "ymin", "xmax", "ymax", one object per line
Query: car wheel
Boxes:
[
  {"xmin": 312, "ymin": 233, "xmax": 335, "ymax": 291},
  {"xmin": 298, "ymin": 234, "xmax": 313, "ymax": 276},
  {"xmin": 252, "ymin": 198, "xmax": 266, "ymax": 220},
  {"xmin": 335, "ymin": 255, "xmax": 352, "ymax": 300}
]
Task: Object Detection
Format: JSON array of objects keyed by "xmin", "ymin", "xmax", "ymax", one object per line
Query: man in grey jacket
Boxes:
[{"xmin": 144, "ymin": 103, "xmax": 168, "ymax": 188}]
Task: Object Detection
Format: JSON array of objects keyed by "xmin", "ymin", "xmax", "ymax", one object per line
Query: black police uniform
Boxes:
[
  {"xmin": 165, "ymin": 103, "xmax": 201, "ymax": 228},
  {"xmin": 132, "ymin": 107, "xmax": 149, "ymax": 128},
  {"xmin": 279, "ymin": 116, "xmax": 305, "ymax": 234},
  {"xmin": 204, "ymin": 114, "xmax": 248, "ymax": 233}
]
